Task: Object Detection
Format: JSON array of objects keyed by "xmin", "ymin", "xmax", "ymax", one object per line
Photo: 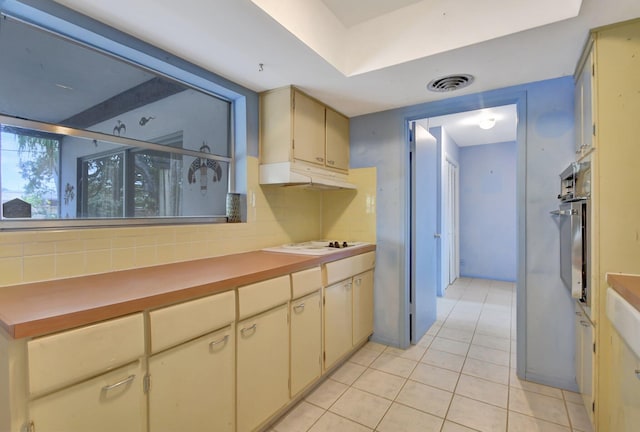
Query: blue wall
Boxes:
[
  {"xmin": 350, "ymin": 76, "xmax": 578, "ymax": 390},
  {"xmin": 459, "ymin": 141, "xmax": 517, "ymax": 281}
]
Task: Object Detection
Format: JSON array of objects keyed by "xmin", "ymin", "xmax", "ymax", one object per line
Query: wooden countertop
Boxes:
[
  {"xmin": 607, "ymin": 273, "xmax": 640, "ymax": 312},
  {"xmin": 0, "ymin": 245, "xmax": 376, "ymax": 339}
]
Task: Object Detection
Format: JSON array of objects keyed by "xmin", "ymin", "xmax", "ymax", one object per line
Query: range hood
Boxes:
[{"xmin": 259, "ymin": 162, "xmax": 356, "ymax": 190}]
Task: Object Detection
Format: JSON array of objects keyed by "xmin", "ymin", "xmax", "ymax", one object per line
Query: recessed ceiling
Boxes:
[
  {"xmin": 321, "ymin": 0, "xmax": 422, "ymax": 28},
  {"xmin": 250, "ymin": 0, "xmax": 582, "ymax": 76},
  {"xmin": 417, "ymin": 105, "xmax": 517, "ymax": 147}
]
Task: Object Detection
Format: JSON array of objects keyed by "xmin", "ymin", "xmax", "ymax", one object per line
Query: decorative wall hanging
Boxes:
[
  {"xmin": 139, "ymin": 116, "xmax": 155, "ymax": 126},
  {"xmin": 187, "ymin": 142, "xmax": 222, "ymax": 194},
  {"xmin": 64, "ymin": 183, "xmax": 75, "ymax": 205},
  {"xmin": 113, "ymin": 120, "xmax": 126, "ymax": 136}
]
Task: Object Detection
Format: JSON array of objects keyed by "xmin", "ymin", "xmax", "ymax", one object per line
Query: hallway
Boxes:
[{"xmin": 270, "ymin": 278, "xmax": 593, "ymax": 432}]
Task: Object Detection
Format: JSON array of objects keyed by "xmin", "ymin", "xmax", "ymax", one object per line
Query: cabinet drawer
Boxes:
[
  {"xmin": 150, "ymin": 290, "xmax": 236, "ymax": 353},
  {"xmin": 238, "ymin": 275, "xmax": 290, "ymax": 320},
  {"xmin": 325, "ymin": 252, "xmax": 376, "ymax": 286},
  {"xmin": 29, "ymin": 361, "xmax": 145, "ymax": 432},
  {"xmin": 28, "ymin": 313, "xmax": 144, "ymax": 397},
  {"xmin": 291, "ymin": 267, "xmax": 322, "ymax": 299}
]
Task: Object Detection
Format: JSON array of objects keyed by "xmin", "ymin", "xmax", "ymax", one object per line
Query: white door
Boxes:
[{"xmin": 444, "ymin": 157, "xmax": 459, "ymax": 286}]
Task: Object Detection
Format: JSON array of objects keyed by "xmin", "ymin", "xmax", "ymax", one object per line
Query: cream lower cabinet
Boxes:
[
  {"xmin": 290, "ymin": 290, "xmax": 322, "ymax": 397},
  {"xmin": 148, "ymin": 325, "xmax": 234, "ymax": 432},
  {"xmin": 236, "ymin": 303, "xmax": 290, "ymax": 432},
  {"xmin": 324, "ymin": 280, "xmax": 353, "ymax": 370},
  {"xmin": 29, "ymin": 361, "xmax": 146, "ymax": 432},
  {"xmin": 353, "ymin": 270, "xmax": 374, "ymax": 346},
  {"xmin": 575, "ymin": 303, "xmax": 594, "ymax": 423}
]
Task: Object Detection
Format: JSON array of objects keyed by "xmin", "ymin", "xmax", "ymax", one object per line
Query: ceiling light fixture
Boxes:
[{"xmin": 479, "ymin": 117, "xmax": 496, "ymax": 130}]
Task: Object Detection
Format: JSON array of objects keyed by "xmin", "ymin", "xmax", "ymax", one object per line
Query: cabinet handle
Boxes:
[
  {"xmin": 635, "ymin": 370, "xmax": 640, "ymax": 380},
  {"xmin": 102, "ymin": 374, "xmax": 135, "ymax": 392},
  {"xmin": 327, "ymin": 160, "xmax": 335, "ymax": 165},
  {"xmin": 575, "ymin": 311, "xmax": 582, "ymax": 316},
  {"xmin": 315, "ymin": 157, "xmax": 324, "ymax": 162},
  {"xmin": 209, "ymin": 334, "xmax": 229, "ymax": 348},
  {"xmin": 293, "ymin": 303, "xmax": 305, "ymax": 312},
  {"xmin": 355, "ymin": 278, "xmax": 362, "ymax": 286},
  {"xmin": 580, "ymin": 320, "xmax": 590, "ymax": 327},
  {"xmin": 240, "ymin": 324, "xmax": 257, "ymax": 335}
]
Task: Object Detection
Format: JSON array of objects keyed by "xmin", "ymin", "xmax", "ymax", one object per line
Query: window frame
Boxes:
[{"xmin": 0, "ymin": 0, "xmax": 246, "ymax": 230}]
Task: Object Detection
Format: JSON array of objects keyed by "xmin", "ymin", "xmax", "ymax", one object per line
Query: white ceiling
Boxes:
[
  {"xmin": 321, "ymin": 0, "xmax": 423, "ymax": 28},
  {"xmin": 417, "ymin": 104, "xmax": 518, "ymax": 147},
  {"xmin": 43, "ymin": 0, "xmax": 640, "ymax": 117}
]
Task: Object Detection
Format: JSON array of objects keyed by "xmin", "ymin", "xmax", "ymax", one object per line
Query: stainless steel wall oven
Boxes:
[{"xmin": 552, "ymin": 162, "xmax": 591, "ymax": 306}]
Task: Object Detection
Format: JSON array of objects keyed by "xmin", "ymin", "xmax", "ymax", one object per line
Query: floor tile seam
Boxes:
[
  {"xmin": 418, "ymin": 358, "xmax": 464, "ymax": 374},
  {"xmin": 507, "ymin": 383, "xmax": 565, "ymax": 401},
  {"xmin": 469, "ymin": 340, "xmax": 511, "ymax": 353},
  {"xmin": 507, "ymin": 404, "xmax": 575, "ymax": 430},
  {"xmin": 458, "ymin": 369, "xmax": 509, "ymax": 387},
  {"xmin": 507, "ymin": 391, "xmax": 573, "ymax": 429},
  {"xmin": 560, "ymin": 390, "xmax": 578, "ymax": 431},
  {"xmin": 453, "ymin": 379, "xmax": 509, "ymax": 411},
  {"xmin": 324, "ymin": 407, "xmax": 376, "ymax": 431}
]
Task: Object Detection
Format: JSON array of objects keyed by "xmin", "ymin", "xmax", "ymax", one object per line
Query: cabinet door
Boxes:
[
  {"xmin": 148, "ymin": 326, "xmax": 234, "ymax": 432},
  {"xmin": 353, "ymin": 270, "xmax": 374, "ymax": 345},
  {"xmin": 237, "ymin": 304, "xmax": 289, "ymax": 432},
  {"xmin": 575, "ymin": 48, "xmax": 594, "ymax": 157},
  {"xmin": 29, "ymin": 361, "xmax": 145, "ymax": 432},
  {"xmin": 325, "ymin": 108, "xmax": 349, "ymax": 171},
  {"xmin": 324, "ymin": 280, "xmax": 353, "ymax": 371},
  {"xmin": 580, "ymin": 317, "xmax": 594, "ymax": 422},
  {"xmin": 291, "ymin": 291, "xmax": 322, "ymax": 397},
  {"xmin": 293, "ymin": 90, "xmax": 325, "ymax": 166}
]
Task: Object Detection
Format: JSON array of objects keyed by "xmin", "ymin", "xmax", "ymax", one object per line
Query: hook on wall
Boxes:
[{"xmin": 258, "ymin": 63, "xmax": 264, "ymax": 72}]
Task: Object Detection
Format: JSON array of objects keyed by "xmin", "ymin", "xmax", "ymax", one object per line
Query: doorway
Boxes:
[{"xmin": 408, "ymin": 103, "xmax": 518, "ymax": 345}]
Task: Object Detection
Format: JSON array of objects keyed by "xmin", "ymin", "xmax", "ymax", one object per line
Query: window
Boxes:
[{"xmin": 0, "ymin": 9, "xmax": 238, "ymax": 228}]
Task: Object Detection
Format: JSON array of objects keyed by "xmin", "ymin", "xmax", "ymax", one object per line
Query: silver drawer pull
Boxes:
[
  {"xmin": 327, "ymin": 160, "xmax": 335, "ymax": 165},
  {"xmin": 240, "ymin": 324, "xmax": 257, "ymax": 335},
  {"xmin": 580, "ymin": 320, "xmax": 590, "ymax": 327},
  {"xmin": 102, "ymin": 374, "xmax": 135, "ymax": 392},
  {"xmin": 316, "ymin": 157, "xmax": 324, "ymax": 162},
  {"xmin": 209, "ymin": 335, "xmax": 229, "ymax": 348},
  {"xmin": 294, "ymin": 303, "xmax": 305, "ymax": 311},
  {"xmin": 355, "ymin": 278, "xmax": 362, "ymax": 286},
  {"xmin": 635, "ymin": 369, "xmax": 640, "ymax": 380}
]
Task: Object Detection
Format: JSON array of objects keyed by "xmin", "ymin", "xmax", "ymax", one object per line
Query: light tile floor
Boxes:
[{"xmin": 270, "ymin": 277, "xmax": 594, "ymax": 432}]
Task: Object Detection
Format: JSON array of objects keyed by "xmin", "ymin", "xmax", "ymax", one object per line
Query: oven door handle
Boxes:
[{"xmin": 550, "ymin": 209, "xmax": 577, "ymax": 216}]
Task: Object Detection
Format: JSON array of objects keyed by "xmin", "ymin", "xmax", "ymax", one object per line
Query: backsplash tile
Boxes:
[{"xmin": 0, "ymin": 157, "xmax": 377, "ymax": 287}]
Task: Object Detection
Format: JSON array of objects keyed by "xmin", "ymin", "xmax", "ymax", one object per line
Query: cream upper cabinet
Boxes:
[
  {"xmin": 575, "ymin": 46, "xmax": 595, "ymax": 159},
  {"xmin": 290, "ymin": 290, "xmax": 322, "ymax": 397},
  {"xmin": 29, "ymin": 361, "xmax": 146, "ymax": 432},
  {"xmin": 353, "ymin": 270, "xmax": 374, "ymax": 346},
  {"xmin": 260, "ymin": 86, "xmax": 349, "ymax": 173},
  {"xmin": 325, "ymin": 107, "xmax": 349, "ymax": 171},
  {"xmin": 292, "ymin": 89, "xmax": 326, "ymax": 166},
  {"xmin": 148, "ymin": 326, "xmax": 234, "ymax": 432}
]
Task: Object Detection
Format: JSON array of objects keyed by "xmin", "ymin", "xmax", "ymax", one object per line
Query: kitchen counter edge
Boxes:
[
  {"xmin": 606, "ymin": 273, "xmax": 640, "ymax": 313},
  {"xmin": 0, "ymin": 245, "xmax": 376, "ymax": 339}
]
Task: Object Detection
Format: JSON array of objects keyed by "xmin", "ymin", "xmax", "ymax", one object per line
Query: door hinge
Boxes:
[
  {"xmin": 143, "ymin": 374, "xmax": 151, "ymax": 394},
  {"xmin": 592, "ymin": 400, "xmax": 595, "ymax": 412},
  {"xmin": 323, "ymin": 296, "xmax": 325, "ymax": 306},
  {"xmin": 25, "ymin": 421, "xmax": 35, "ymax": 432},
  {"xmin": 593, "ymin": 123, "xmax": 596, "ymax": 136},
  {"xmin": 288, "ymin": 378, "xmax": 291, "ymax": 391},
  {"xmin": 593, "ymin": 342, "xmax": 596, "ymax": 353},
  {"xmin": 592, "ymin": 63, "xmax": 595, "ymax": 76},
  {"xmin": 323, "ymin": 351, "xmax": 326, "ymax": 363}
]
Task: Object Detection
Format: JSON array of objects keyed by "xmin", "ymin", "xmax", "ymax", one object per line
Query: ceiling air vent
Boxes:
[{"xmin": 427, "ymin": 74, "xmax": 474, "ymax": 92}]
